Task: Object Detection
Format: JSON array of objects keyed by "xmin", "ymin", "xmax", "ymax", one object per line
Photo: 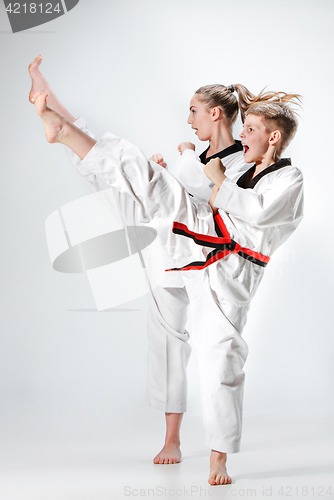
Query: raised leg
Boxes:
[
  {"xmin": 29, "ymin": 55, "xmax": 76, "ymax": 123},
  {"xmin": 34, "ymin": 93, "xmax": 96, "ymax": 159}
]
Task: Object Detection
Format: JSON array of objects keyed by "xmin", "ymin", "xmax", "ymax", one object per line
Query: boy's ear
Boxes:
[{"xmin": 269, "ymin": 130, "xmax": 281, "ymax": 145}]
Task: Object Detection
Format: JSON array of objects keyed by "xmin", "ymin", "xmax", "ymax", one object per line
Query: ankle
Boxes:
[
  {"xmin": 211, "ymin": 450, "xmax": 227, "ymax": 461},
  {"xmin": 57, "ymin": 118, "xmax": 72, "ymax": 145},
  {"xmin": 165, "ymin": 438, "xmax": 180, "ymax": 447}
]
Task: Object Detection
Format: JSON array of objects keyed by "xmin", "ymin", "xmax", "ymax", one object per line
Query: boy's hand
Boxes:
[
  {"xmin": 150, "ymin": 153, "xmax": 167, "ymax": 168},
  {"xmin": 177, "ymin": 142, "xmax": 195, "ymax": 155},
  {"xmin": 208, "ymin": 186, "xmax": 220, "ymax": 215},
  {"xmin": 204, "ymin": 158, "xmax": 226, "ymax": 187}
]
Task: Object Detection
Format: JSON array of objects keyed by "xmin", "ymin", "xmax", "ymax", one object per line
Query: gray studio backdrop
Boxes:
[{"xmin": 1, "ymin": 0, "xmax": 333, "ymax": 442}]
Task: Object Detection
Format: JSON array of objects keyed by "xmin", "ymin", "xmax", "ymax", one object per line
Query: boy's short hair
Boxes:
[
  {"xmin": 233, "ymin": 84, "xmax": 302, "ymax": 157},
  {"xmin": 246, "ymin": 101, "xmax": 298, "ymax": 156}
]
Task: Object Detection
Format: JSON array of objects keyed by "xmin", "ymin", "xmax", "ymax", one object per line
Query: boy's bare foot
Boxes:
[
  {"xmin": 28, "ymin": 55, "xmax": 49, "ymax": 104},
  {"xmin": 208, "ymin": 450, "xmax": 232, "ymax": 485},
  {"xmin": 34, "ymin": 92, "xmax": 67, "ymax": 144},
  {"xmin": 153, "ymin": 441, "xmax": 182, "ymax": 464}
]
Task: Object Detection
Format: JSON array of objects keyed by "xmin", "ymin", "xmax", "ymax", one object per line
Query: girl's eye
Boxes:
[{"xmin": 249, "ymin": 128, "xmax": 253, "ymax": 132}]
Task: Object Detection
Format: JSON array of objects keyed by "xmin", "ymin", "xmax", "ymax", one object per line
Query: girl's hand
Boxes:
[
  {"xmin": 150, "ymin": 153, "xmax": 167, "ymax": 168},
  {"xmin": 208, "ymin": 186, "xmax": 220, "ymax": 215},
  {"xmin": 177, "ymin": 142, "xmax": 195, "ymax": 155},
  {"xmin": 204, "ymin": 158, "xmax": 226, "ymax": 187}
]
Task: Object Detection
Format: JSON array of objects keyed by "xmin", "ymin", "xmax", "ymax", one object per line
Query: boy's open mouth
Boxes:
[{"xmin": 243, "ymin": 145, "xmax": 249, "ymax": 154}]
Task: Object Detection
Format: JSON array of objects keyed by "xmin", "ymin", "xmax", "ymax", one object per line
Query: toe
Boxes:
[{"xmin": 30, "ymin": 55, "xmax": 43, "ymax": 71}]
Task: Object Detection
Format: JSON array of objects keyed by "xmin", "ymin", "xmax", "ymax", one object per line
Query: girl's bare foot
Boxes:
[
  {"xmin": 28, "ymin": 55, "xmax": 76, "ymax": 123},
  {"xmin": 28, "ymin": 55, "xmax": 49, "ymax": 104},
  {"xmin": 208, "ymin": 450, "xmax": 232, "ymax": 485},
  {"xmin": 34, "ymin": 92, "xmax": 67, "ymax": 144},
  {"xmin": 153, "ymin": 441, "xmax": 182, "ymax": 464}
]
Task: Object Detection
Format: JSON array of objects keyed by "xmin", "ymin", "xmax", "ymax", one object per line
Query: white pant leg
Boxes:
[
  {"xmin": 147, "ymin": 285, "xmax": 191, "ymax": 413},
  {"xmin": 77, "ymin": 132, "xmax": 207, "ymax": 268},
  {"xmin": 184, "ymin": 272, "xmax": 250, "ymax": 454}
]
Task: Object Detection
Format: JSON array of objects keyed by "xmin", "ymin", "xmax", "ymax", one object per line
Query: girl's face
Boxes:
[
  {"xmin": 239, "ymin": 114, "xmax": 272, "ymax": 164},
  {"xmin": 187, "ymin": 95, "xmax": 215, "ymax": 141}
]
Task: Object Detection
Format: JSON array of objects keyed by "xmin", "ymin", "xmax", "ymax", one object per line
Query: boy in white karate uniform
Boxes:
[{"xmin": 31, "ymin": 72, "xmax": 303, "ymax": 485}]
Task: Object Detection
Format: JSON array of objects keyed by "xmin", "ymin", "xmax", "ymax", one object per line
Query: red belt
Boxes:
[{"xmin": 167, "ymin": 213, "xmax": 270, "ymax": 272}]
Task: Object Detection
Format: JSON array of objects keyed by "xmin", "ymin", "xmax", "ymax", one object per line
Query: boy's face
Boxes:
[
  {"xmin": 240, "ymin": 114, "xmax": 273, "ymax": 164},
  {"xmin": 187, "ymin": 95, "xmax": 214, "ymax": 141}
]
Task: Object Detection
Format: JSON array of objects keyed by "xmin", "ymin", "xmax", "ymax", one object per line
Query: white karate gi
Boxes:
[
  {"xmin": 69, "ymin": 129, "xmax": 303, "ymax": 453},
  {"xmin": 67, "ymin": 118, "xmax": 248, "ymax": 416},
  {"xmin": 146, "ymin": 143, "xmax": 249, "ymax": 414}
]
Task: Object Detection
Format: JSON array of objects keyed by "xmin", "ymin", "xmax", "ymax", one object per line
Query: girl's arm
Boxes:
[{"xmin": 174, "ymin": 149, "xmax": 248, "ymax": 203}]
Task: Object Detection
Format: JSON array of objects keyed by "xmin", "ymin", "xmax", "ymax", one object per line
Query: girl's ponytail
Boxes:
[{"xmin": 233, "ymin": 84, "xmax": 302, "ymax": 123}]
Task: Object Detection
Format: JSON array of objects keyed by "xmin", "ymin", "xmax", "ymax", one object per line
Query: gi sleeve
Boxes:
[
  {"xmin": 214, "ymin": 167, "xmax": 304, "ymax": 227},
  {"xmin": 173, "ymin": 149, "xmax": 213, "ymax": 202},
  {"xmin": 173, "ymin": 149, "xmax": 247, "ymax": 202}
]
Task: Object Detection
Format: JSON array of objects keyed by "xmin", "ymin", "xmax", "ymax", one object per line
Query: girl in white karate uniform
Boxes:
[
  {"xmin": 145, "ymin": 85, "xmax": 250, "ymax": 466},
  {"xmin": 28, "ymin": 56, "xmax": 250, "ymax": 469},
  {"xmin": 31, "ymin": 70, "xmax": 303, "ymax": 485}
]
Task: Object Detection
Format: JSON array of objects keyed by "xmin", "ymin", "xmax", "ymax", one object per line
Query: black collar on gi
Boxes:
[
  {"xmin": 200, "ymin": 140, "xmax": 243, "ymax": 165},
  {"xmin": 237, "ymin": 158, "xmax": 292, "ymax": 190}
]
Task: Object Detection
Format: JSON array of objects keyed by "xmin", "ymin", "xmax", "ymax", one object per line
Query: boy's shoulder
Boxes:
[{"xmin": 278, "ymin": 163, "xmax": 303, "ymax": 181}]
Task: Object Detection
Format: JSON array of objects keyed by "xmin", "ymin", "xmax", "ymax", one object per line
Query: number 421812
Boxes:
[{"xmin": 5, "ymin": 3, "xmax": 61, "ymax": 14}]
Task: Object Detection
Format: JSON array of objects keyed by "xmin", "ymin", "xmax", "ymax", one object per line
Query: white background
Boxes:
[{"xmin": 0, "ymin": 0, "xmax": 333, "ymax": 495}]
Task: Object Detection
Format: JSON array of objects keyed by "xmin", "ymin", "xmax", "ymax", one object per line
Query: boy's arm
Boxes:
[{"xmin": 214, "ymin": 169, "xmax": 304, "ymax": 227}]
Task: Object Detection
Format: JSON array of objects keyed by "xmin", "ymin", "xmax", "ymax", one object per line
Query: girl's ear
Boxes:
[
  {"xmin": 269, "ymin": 130, "xmax": 281, "ymax": 146},
  {"xmin": 211, "ymin": 106, "xmax": 221, "ymax": 121}
]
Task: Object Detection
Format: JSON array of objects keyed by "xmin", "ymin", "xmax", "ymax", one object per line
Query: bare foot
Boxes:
[
  {"xmin": 153, "ymin": 442, "xmax": 182, "ymax": 464},
  {"xmin": 34, "ymin": 92, "xmax": 67, "ymax": 144},
  {"xmin": 28, "ymin": 55, "xmax": 49, "ymax": 104},
  {"xmin": 208, "ymin": 450, "xmax": 232, "ymax": 485}
]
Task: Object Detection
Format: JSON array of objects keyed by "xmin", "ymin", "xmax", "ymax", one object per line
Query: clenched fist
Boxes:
[
  {"xmin": 177, "ymin": 142, "xmax": 195, "ymax": 155},
  {"xmin": 150, "ymin": 153, "xmax": 167, "ymax": 168},
  {"xmin": 203, "ymin": 158, "xmax": 227, "ymax": 187}
]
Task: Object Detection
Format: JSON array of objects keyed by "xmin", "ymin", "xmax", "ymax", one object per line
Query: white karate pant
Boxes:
[
  {"xmin": 146, "ymin": 284, "xmax": 191, "ymax": 413},
  {"xmin": 183, "ymin": 271, "xmax": 249, "ymax": 453},
  {"xmin": 78, "ymin": 132, "xmax": 251, "ymax": 453},
  {"xmin": 147, "ymin": 274, "xmax": 249, "ymax": 453}
]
